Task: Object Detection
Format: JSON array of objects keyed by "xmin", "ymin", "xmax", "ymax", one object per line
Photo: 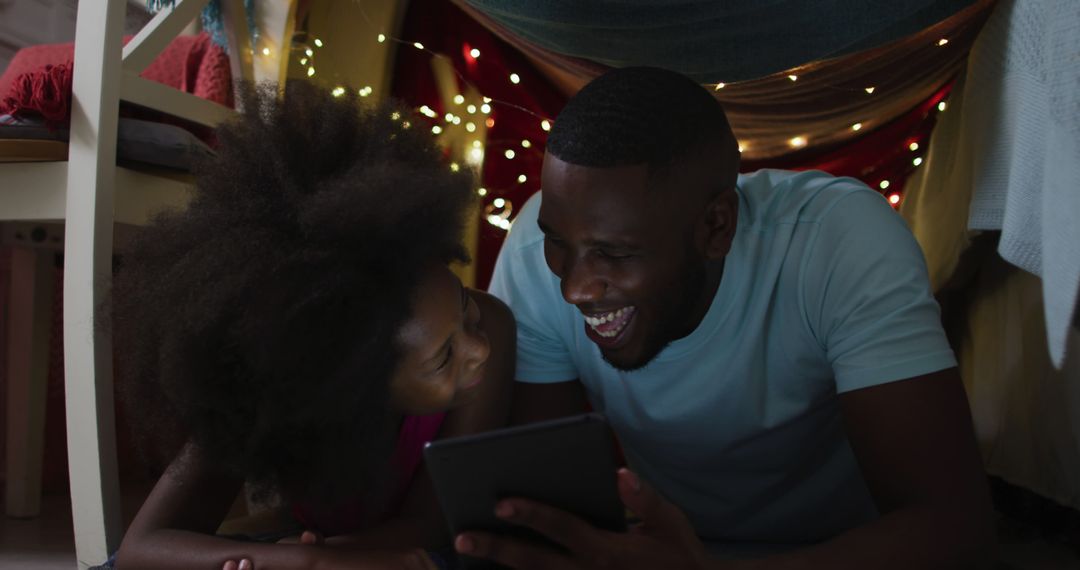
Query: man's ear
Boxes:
[{"xmin": 697, "ymin": 190, "xmax": 738, "ymax": 260}]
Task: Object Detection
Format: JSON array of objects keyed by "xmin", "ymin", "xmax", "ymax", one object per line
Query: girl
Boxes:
[{"xmin": 111, "ymin": 82, "xmax": 515, "ymax": 570}]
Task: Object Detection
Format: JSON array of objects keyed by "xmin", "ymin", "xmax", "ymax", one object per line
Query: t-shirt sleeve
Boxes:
[
  {"xmin": 802, "ymin": 188, "xmax": 957, "ymax": 393},
  {"xmin": 487, "ymin": 196, "xmax": 580, "ymax": 383}
]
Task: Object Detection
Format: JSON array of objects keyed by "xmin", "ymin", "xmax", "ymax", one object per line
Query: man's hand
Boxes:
[{"xmin": 455, "ymin": 468, "xmax": 712, "ymax": 569}]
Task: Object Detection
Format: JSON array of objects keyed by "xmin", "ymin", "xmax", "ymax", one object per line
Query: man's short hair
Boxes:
[{"xmin": 546, "ymin": 66, "xmax": 739, "ymax": 175}]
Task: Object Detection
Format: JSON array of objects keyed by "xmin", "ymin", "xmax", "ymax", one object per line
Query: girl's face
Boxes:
[{"xmin": 389, "ymin": 265, "xmax": 491, "ymax": 415}]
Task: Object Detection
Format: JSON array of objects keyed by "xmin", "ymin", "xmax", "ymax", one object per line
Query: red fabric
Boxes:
[{"xmin": 0, "ymin": 32, "xmax": 233, "ymax": 127}]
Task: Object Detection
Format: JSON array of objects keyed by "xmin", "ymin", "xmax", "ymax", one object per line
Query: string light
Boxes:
[
  {"xmin": 788, "ymin": 75, "xmax": 798, "ymax": 82},
  {"xmin": 851, "ymin": 123, "xmax": 862, "ymax": 131},
  {"xmin": 541, "ymin": 120, "xmax": 551, "ymax": 131},
  {"xmin": 470, "ymin": 48, "xmax": 481, "ymax": 58},
  {"xmin": 358, "ymin": 86, "xmax": 373, "ymax": 97},
  {"xmin": 879, "ymin": 180, "xmax": 890, "ymax": 190},
  {"xmin": 483, "ymin": 97, "xmax": 492, "ymax": 103},
  {"xmin": 888, "ymin": 193, "xmax": 901, "ymax": 205},
  {"xmin": 261, "ymin": 47, "xmax": 271, "ymax": 56},
  {"xmin": 467, "ymin": 104, "xmax": 477, "ymax": 114},
  {"xmin": 510, "ymin": 73, "xmax": 521, "ymax": 84},
  {"xmin": 477, "ymin": 187, "xmax": 488, "ymax": 196},
  {"xmin": 937, "ymin": 101, "xmax": 947, "ymax": 112},
  {"xmin": 715, "ymin": 82, "xmax": 726, "ymax": 90},
  {"xmin": 789, "ymin": 136, "xmax": 807, "ymax": 148},
  {"xmin": 314, "ymin": 38, "xmax": 324, "ymax": 47},
  {"xmin": 453, "ymin": 94, "xmax": 465, "ymax": 105},
  {"xmin": 493, "ymin": 198, "xmax": 506, "ymax": 208},
  {"xmin": 472, "ymin": 140, "xmax": 482, "ymax": 148},
  {"xmin": 300, "ymin": 57, "xmax": 308, "ymax": 65},
  {"xmin": 401, "ymin": 121, "xmax": 411, "ymax": 129},
  {"xmin": 738, "ymin": 142, "xmax": 745, "ymax": 152},
  {"xmin": 480, "ymin": 103, "xmax": 492, "ymax": 114},
  {"xmin": 305, "ymin": 48, "xmax": 313, "ymax": 57},
  {"xmin": 307, "ymin": 67, "xmax": 315, "ymax": 77},
  {"xmin": 505, "ymin": 149, "xmax": 516, "ymax": 159},
  {"xmin": 865, "ymin": 87, "xmax": 876, "ymax": 94},
  {"xmin": 450, "ymin": 162, "xmax": 460, "ymax": 172},
  {"xmin": 414, "ymin": 42, "xmax": 425, "ymax": 50},
  {"xmin": 521, "ymin": 139, "xmax": 532, "ymax": 148},
  {"xmin": 937, "ymin": 38, "xmax": 949, "ymax": 46},
  {"xmin": 466, "ymin": 122, "xmax": 476, "ymax": 132},
  {"xmin": 518, "ymin": 174, "xmax": 527, "ymax": 183},
  {"xmin": 432, "ymin": 125, "xmax": 443, "ymax": 134},
  {"xmin": 445, "ymin": 113, "xmax": 455, "ymax": 122},
  {"xmin": 486, "ymin": 118, "xmax": 495, "ymax": 128},
  {"xmin": 452, "ymin": 116, "xmax": 462, "ymax": 125},
  {"xmin": 468, "ymin": 147, "xmax": 484, "ymax": 163},
  {"xmin": 909, "ymin": 142, "xmax": 919, "ymax": 151},
  {"xmin": 390, "ymin": 111, "xmax": 401, "ymax": 121},
  {"xmin": 419, "ymin": 105, "xmax": 437, "ymax": 118},
  {"xmin": 331, "ymin": 86, "xmax": 346, "ymax": 97},
  {"xmin": 378, "ymin": 34, "xmax": 386, "ymax": 43},
  {"xmin": 913, "ymin": 157, "xmax": 923, "ymax": 166}
]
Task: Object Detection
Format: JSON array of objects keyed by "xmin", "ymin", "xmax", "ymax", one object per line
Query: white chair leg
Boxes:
[{"xmin": 4, "ymin": 246, "xmax": 54, "ymax": 518}]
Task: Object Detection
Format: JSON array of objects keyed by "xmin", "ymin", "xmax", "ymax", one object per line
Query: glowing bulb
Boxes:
[
  {"xmin": 469, "ymin": 147, "xmax": 483, "ymax": 162},
  {"xmin": 390, "ymin": 112, "xmax": 401, "ymax": 121},
  {"xmin": 909, "ymin": 142, "xmax": 919, "ymax": 151},
  {"xmin": 466, "ymin": 122, "xmax": 476, "ymax": 132},
  {"xmin": 738, "ymin": 143, "xmax": 745, "ymax": 153},
  {"xmin": 505, "ymin": 149, "xmax": 516, "ymax": 159},
  {"xmin": 486, "ymin": 118, "xmax": 495, "ymax": 128},
  {"xmin": 865, "ymin": 87, "xmax": 876, "ymax": 94},
  {"xmin": 467, "ymin": 104, "xmax": 477, "ymax": 114},
  {"xmin": 450, "ymin": 162, "xmax": 460, "ymax": 172},
  {"xmin": 414, "ymin": 42, "xmax": 425, "ymax": 50},
  {"xmin": 483, "ymin": 97, "xmax": 492, "ymax": 103},
  {"xmin": 518, "ymin": 174, "xmax": 527, "ymax": 183},
  {"xmin": 521, "ymin": 140, "xmax": 532, "ymax": 148},
  {"xmin": 851, "ymin": 123, "xmax": 862, "ymax": 131},
  {"xmin": 445, "ymin": 113, "xmax": 454, "ymax": 122},
  {"xmin": 480, "ymin": 103, "xmax": 492, "ymax": 114},
  {"xmin": 715, "ymin": 82, "xmax": 726, "ymax": 90},
  {"xmin": 541, "ymin": 120, "xmax": 551, "ymax": 132},
  {"xmin": 500, "ymin": 219, "xmax": 512, "ymax": 230},
  {"xmin": 913, "ymin": 157, "xmax": 923, "ymax": 166},
  {"xmin": 937, "ymin": 38, "xmax": 949, "ymax": 46},
  {"xmin": 879, "ymin": 180, "xmax": 891, "ymax": 190},
  {"xmin": 453, "ymin": 94, "xmax": 465, "ymax": 105},
  {"xmin": 789, "ymin": 136, "xmax": 807, "ymax": 148},
  {"xmin": 494, "ymin": 198, "xmax": 506, "ymax": 208},
  {"xmin": 888, "ymin": 193, "xmax": 901, "ymax": 205},
  {"xmin": 305, "ymin": 48, "xmax": 313, "ymax": 57},
  {"xmin": 510, "ymin": 73, "xmax": 521, "ymax": 84},
  {"xmin": 307, "ymin": 67, "xmax": 315, "ymax": 77},
  {"xmin": 452, "ymin": 116, "xmax": 461, "ymax": 125},
  {"xmin": 788, "ymin": 74, "xmax": 798, "ymax": 82},
  {"xmin": 314, "ymin": 38, "xmax": 323, "ymax": 47},
  {"xmin": 472, "ymin": 140, "xmax": 482, "ymax": 148},
  {"xmin": 401, "ymin": 121, "xmax": 410, "ymax": 129},
  {"xmin": 378, "ymin": 34, "xmax": 386, "ymax": 43},
  {"xmin": 300, "ymin": 57, "xmax": 308, "ymax": 65},
  {"xmin": 331, "ymin": 86, "xmax": 345, "ymax": 97},
  {"xmin": 938, "ymin": 101, "xmax": 947, "ymax": 112},
  {"xmin": 470, "ymin": 48, "xmax": 480, "ymax": 58},
  {"xmin": 477, "ymin": 187, "xmax": 488, "ymax": 196},
  {"xmin": 432, "ymin": 125, "xmax": 443, "ymax": 134},
  {"xmin": 420, "ymin": 105, "xmax": 434, "ymax": 116},
  {"xmin": 261, "ymin": 47, "xmax": 271, "ymax": 56}
]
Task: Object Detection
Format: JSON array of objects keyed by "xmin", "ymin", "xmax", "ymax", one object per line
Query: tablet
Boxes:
[{"xmin": 423, "ymin": 413, "xmax": 626, "ymax": 568}]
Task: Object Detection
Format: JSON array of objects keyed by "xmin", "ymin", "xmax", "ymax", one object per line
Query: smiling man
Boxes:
[{"xmin": 473, "ymin": 67, "xmax": 996, "ymax": 569}]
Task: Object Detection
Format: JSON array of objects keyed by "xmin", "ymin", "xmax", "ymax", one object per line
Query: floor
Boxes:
[{"xmin": 2, "ymin": 488, "xmax": 1079, "ymax": 569}]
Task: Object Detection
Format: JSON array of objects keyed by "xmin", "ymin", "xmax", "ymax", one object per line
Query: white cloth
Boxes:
[{"xmin": 962, "ymin": 0, "xmax": 1080, "ymax": 367}]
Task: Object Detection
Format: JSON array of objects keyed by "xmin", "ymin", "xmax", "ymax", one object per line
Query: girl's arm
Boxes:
[
  {"xmin": 115, "ymin": 443, "xmax": 434, "ymax": 570},
  {"xmin": 324, "ymin": 290, "xmax": 517, "ymax": 550}
]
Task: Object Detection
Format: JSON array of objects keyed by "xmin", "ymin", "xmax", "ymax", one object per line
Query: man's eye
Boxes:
[
  {"xmin": 439, "ymin": 345, "xmax": 453, "ymax": 370},
  {"xmin": 598, "ymin": 250, "xmax": 632, "ymax": 260}
]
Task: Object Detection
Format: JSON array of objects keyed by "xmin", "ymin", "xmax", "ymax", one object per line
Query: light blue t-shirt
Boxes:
[{"xmin": 487, "ymin": 169, "xmax": 956, "ymax": 548}]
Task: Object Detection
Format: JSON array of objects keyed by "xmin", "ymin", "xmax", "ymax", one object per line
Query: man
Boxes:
[{"xmin": 458, "ymin": 67, "xmax": 995, "ymax": 568}]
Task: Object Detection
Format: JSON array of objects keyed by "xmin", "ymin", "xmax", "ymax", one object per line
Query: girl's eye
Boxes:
[{"xmin": 439, "ymin": 345, "xmax": 453, "ymax": 370}]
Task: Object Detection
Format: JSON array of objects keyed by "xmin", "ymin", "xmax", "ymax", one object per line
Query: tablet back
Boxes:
[{"xmin": 424, "ymin": 413, "xmax": 626, "ymax": 568}]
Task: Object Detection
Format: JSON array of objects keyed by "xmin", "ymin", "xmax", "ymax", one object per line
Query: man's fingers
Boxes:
[
  {"xmin": 456, "ymin": 532, "xmax": 572, "ymax": 570},
  {"xmin": 617, "ymin": 468, "xmax": 687, "ymax": 536},
  {"xmin": 299, "ymin": 530, "xmax": 323, "ymax": 545},
  {"xmin": 222, "ymin": 561, "xmax": 237, "ymax": 570},
  {"xmin": 495, "ymin": 498, "xmax": 606, "ymax": 556}
]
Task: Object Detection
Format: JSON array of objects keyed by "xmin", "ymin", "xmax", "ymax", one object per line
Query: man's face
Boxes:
[{"xmin": 538, "ymin": 153, "xmax": 722, "ymax": 371}]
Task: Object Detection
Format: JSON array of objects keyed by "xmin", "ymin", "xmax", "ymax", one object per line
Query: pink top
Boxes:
[{"xmin": 292, "ymin": 412, "xmax": 446, "ymax": 535}]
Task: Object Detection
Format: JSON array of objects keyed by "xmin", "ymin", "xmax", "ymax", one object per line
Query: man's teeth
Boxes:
[{"xmin": 584, "ymin": 307, "xmax": 635, "ymax": 338}]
